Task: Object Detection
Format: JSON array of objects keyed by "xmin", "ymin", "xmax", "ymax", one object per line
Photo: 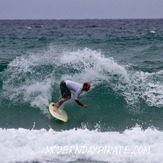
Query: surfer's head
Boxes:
[{"xmin": 83, "ymin": 82, "xmax": 91, "ymax": 91}]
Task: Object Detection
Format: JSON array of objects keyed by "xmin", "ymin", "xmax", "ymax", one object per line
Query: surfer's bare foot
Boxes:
[
  {"xmin": 52, "ymin": 103, "xmax": 59, "ymax": 108},
  {"xmin": 52, "ymin": 104, "xmax": 61, "ymax": 115},
  {"xmin": 53, "ymin": 108, "xmax": 58, "ymax": 112},
  {"xmin": 53, "ymin": 108, "xmax": 61, "ymax": 115}
]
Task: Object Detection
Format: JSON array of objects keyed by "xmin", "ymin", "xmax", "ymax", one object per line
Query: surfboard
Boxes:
[{"xmin": 49, "ymin": 102, "xmax": 68, "ymax": 122}]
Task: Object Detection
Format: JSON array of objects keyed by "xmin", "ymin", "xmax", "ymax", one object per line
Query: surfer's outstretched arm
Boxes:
[{"xmin": 75, "ymin": 99, "xmax": 87, "ymax": 108}]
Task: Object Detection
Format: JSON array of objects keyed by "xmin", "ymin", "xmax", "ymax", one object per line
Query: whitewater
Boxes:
[{"xmin": 1, "ymin": 127, "xmax": 163, "ymax": 163}]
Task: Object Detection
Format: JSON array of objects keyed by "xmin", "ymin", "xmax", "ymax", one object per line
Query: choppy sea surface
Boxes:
[{"xmin": 0, "ymin": 19, "xmax": 163, "ymax": 162}]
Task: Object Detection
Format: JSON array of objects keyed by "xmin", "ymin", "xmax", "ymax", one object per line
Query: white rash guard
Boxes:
[{"xmin": 65, "ymin": 80, "xmax": 83, "ymax": 100}]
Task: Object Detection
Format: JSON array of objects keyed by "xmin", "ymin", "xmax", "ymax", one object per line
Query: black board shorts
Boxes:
[{"xmin": 60, "ymin": 81, "xmax": 71, "ymax": 98}]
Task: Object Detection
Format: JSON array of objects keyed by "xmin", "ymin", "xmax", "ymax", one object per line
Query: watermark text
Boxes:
[{"xmin": 39, "ymin": 145, "xmax": 150, "ymax": 155}]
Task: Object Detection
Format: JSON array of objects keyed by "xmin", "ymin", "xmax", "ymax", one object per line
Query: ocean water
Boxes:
[{"xmin": 0, "ymin": 19, "xmax": 163, "ymax": 163}]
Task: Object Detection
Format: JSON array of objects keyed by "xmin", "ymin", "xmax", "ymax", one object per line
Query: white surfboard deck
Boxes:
[{"xmin": 49, "ymin": 102, "xmax": 68, "ymax": 122}]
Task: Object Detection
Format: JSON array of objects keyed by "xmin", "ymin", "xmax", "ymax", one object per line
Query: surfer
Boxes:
[{"xmin": 53, "ymin": 80, "xmax": 91, "ymax": 112}]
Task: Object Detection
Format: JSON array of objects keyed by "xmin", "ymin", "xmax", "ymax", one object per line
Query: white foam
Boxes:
[
  {"xmin": 25, "ymin": 26, "xmax": 32, "ymax": 30},
  {"xmin": 60, "ymin": 48, "xmax": 129, "ymax": 88},
  {"xmin": 0, "ymin": 126, "xmax": 163, "ymax": 163},
  {"xmin": 150, "ymin": 30, "xmax": 156, "ymax": 34},
  {"xmin": 125, "ymin": 70, "xmax": 163, "ymax": 107},
  {"xmin": 2, "ymin": 47, "xmax": 58, "ymax": 114}
]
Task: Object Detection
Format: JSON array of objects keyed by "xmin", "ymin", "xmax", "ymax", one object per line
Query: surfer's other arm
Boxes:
[{"xmin": 75, "ymin": 99, "xmax": 87, "ymax": 108}]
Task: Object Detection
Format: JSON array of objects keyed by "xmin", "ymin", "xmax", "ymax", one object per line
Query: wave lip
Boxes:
[{"xmin": 3, "ymin": 47, "xmax": 163, "ymax": 108}]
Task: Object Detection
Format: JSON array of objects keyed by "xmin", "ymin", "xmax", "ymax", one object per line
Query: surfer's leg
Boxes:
[
  {"xmin": 57, "ymin": 96, "xmax": 71, "ymax": 107},
  {"xmin": 53, "ymin": 80, "xmax": 71, "ymax": 109},
  {"xmin": 53, "ymin": 96, "xmax": 71, "ymax": 108},
  {"xmin": 57, "ymin": 80, "xmax": 71, "ymax": 107}
]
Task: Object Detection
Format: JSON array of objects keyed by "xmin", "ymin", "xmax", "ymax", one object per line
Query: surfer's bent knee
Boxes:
[
  {"xmin": 65, "ymin": 96, "xmax": 71, "ymax": 100},
  {"xmin": 67, "ymin": 96, "xmax": 71, "ymax": 100}
]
